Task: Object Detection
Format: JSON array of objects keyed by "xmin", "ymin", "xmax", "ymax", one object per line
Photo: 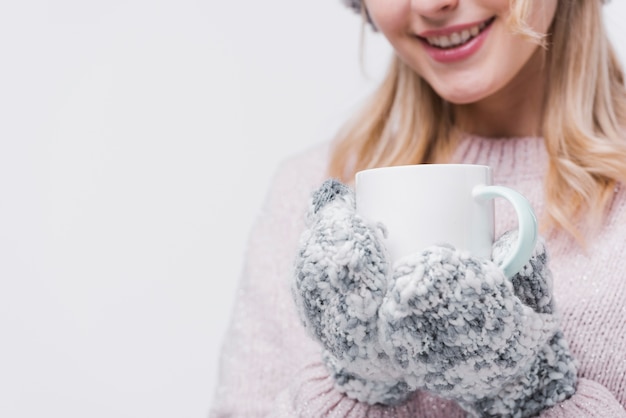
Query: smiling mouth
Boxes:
[{"xmin": 418, "ymin": 17, "xmax": 496, "ymax": 49}]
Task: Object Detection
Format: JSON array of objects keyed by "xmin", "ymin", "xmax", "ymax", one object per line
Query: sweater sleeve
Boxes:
[
  {"xmin": 268, "ymin": 365, "xmax": 626, "ymax": 418},
  {"xmin": 270, "ymin": 360, "xmax": 467, "ymax": 418},
  {"xmin": 538, "ymin": 378, "xmax": 626, "ymax": 417},
  {"xmin": 209, "ymin": 156, "xmax": 321, "ymax": 417}
]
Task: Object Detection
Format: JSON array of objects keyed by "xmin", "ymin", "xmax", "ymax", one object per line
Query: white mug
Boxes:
[{"xmin": 355, "ymin": 164, "xmax": 537, "ymax": 278}]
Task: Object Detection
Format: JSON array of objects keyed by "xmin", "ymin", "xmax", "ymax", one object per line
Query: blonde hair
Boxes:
[{"xmin": 328, "ymin": 0, "xmax": 626, "ymax": 241}]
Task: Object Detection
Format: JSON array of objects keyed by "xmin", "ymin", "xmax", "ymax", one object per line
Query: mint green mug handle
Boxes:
[{"xmin": 472, "ymin": 185, "xmax": 538, "ymax": 278}]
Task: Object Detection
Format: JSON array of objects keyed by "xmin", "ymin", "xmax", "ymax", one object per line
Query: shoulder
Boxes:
[
  {"xmin": 265, "ymin": 141, "xmax": 332, "ymax": 210},
  {"xmin": 244, "ymin": 141, "xmax": 332, "ymax": 280},
  {"xmin": 275, "ymin": 142, "xmax": 332, "ymax": 183}
]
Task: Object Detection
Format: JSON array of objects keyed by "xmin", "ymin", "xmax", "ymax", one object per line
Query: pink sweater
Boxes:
[{"xmin": 210, "ymin": 136, "xmax": 626, "ymax": 417}]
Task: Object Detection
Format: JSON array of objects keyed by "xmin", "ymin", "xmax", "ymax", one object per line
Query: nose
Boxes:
[{"xmin": 411, "ymin": 0, "xmax": 459, "ymax": 18}]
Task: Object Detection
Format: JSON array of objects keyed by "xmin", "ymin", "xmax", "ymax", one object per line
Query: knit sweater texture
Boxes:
[{"xmin": 210, "ymin": 136, "xmax": 626, "ymax": 417}]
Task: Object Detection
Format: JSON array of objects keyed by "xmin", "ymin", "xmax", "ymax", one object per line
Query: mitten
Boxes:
[
  {"xmin": 293, "ymin": 179, "xmax": 410, "ymax": 404},
  {"xmin": 292, "ymin": 179, "xmax": 578, "ymax": 417}
]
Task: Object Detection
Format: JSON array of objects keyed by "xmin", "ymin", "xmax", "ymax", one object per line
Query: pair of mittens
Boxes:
[{"xmin": 293, "ymin": 179, "xmax": 577, "ymax": 417}]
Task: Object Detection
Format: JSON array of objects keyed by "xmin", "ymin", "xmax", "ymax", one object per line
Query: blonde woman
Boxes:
[{"xmin": 210, "ymin": 0, "xmax": 626, "ymax": 416}]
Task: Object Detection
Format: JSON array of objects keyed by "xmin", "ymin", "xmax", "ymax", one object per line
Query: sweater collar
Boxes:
[{"xmin": 451, "ymin": 135, "xmax": 548, "ymax": 180}]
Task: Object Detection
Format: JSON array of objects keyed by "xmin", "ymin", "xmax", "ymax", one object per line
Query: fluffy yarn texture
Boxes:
[{"xmin": 292, "ymin": 179, "xmax": 578, "ymax": 417}]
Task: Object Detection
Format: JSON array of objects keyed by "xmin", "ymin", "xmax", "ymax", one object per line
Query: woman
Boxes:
[{"xmin": 210, "ymin": 0, "xmax": 626, "ymax": 416}]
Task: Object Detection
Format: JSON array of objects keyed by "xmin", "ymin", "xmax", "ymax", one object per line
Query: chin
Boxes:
[
  {"xmin": 438, "ymin": 90, "xmax": 490, "ymax": 105},
  {"xmin": 426, "ymin": 70, "xmax": 502, "ymax": 104},
  {"xmin": 433, "ymin": 79, "xmax": 499, "ymax": 105}
]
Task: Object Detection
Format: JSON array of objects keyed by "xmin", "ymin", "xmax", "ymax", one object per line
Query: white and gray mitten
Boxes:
[{"xmin": 292, "ymin": 179, "xmax": 577, "ymax": 417}]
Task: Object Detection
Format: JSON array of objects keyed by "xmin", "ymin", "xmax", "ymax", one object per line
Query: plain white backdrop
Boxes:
[{"xmin": 1, "ymin": 1, "xmax": 626, "ymax": 417}]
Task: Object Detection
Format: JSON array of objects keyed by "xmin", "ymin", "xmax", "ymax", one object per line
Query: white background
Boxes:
[{"xmin": 1, "ymin": 1, "xmax": 625, "ymax": 417}]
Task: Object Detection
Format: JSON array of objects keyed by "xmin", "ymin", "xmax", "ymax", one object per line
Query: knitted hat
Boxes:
[
  {"xmin": 340, "ymin": 0, "xmax": 376, "ymax": 29},
  {"xmin": 341, "ymin": 0, "xmax": 361, "ymax": 15}
]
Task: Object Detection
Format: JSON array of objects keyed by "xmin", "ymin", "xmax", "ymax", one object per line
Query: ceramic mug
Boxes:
[{"xmin": 355, "ymin": 164, "xmax": 537, "ymax": 278}]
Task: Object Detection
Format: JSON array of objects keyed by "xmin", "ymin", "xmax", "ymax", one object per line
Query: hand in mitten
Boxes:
[
  {"xmin": 293, "ymin": 179, "xmax": 411, "ymax": 404},
  {"xmin": 292, "ymin": 179, "xmax": 578, "ymax": 417}
]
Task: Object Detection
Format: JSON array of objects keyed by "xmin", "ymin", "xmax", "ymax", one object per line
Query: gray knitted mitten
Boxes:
[{"xmin": 293, "ymin": 179, "xmax": 578, "ymax": 418}]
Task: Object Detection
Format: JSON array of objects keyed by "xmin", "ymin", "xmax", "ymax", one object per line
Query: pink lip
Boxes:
[{"xmin": 418, "ymin": 17, "xmax": 494, "ymax": 64}]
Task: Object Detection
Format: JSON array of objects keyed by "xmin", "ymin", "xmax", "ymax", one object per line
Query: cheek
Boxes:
[{"xmin": 365, "ymin": 0, "xmax": 409, "ymax": 36}]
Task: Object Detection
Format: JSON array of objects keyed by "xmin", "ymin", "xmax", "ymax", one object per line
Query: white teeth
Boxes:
[{"xmin": 425, "ymin": 21, "xmax": 488, "ymax": 48}]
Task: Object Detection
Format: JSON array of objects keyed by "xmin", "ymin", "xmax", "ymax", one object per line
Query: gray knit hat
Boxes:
[
  {"xmin": 341, "ymin": 0, "xmax": 361, "ymax": 14},
  {"xmin": 341, "ymin": 0, "xmax": 376, "ymax": 29}
]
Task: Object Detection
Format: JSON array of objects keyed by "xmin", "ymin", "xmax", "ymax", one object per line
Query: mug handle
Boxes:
[{"xmin": 472, "ymin": 185, "xmax": 538, "ymax": 278}]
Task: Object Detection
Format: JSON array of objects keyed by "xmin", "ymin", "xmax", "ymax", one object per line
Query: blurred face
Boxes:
[{"xmin": 365, "ymin": 0, "xmax": 558, "ymax": 105}]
